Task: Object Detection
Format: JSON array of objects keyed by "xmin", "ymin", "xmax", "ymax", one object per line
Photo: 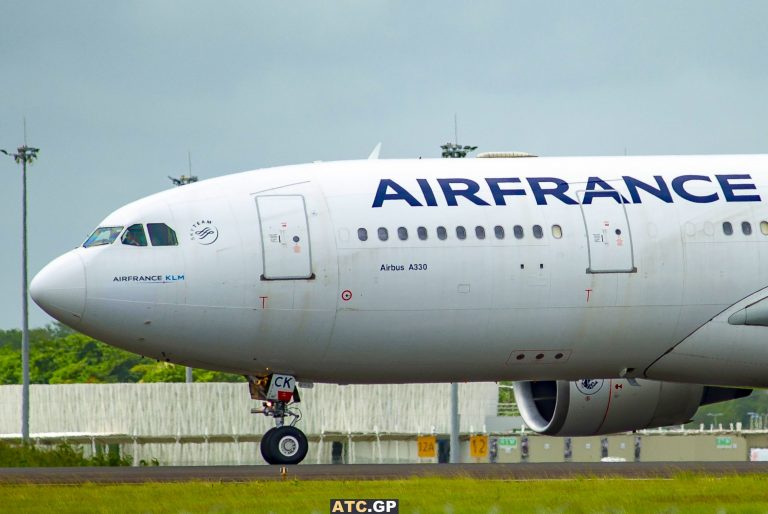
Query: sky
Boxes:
[{"xmin": 1, "ymin": 1, "xmax": 768, "ymax": 328}]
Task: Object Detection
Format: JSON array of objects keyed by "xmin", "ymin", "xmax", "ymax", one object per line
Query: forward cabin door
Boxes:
[
  {"xmin": 576, "ymin": 190, "xmax": 636, "ymax": 273},
  {"xmin": 256, "ymin": 195, "xmax": 314, "ymax": 279}
]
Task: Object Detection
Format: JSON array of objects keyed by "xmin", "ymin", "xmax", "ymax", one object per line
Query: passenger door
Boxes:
[
  {"xmin": 256, "ymin": 195, "xmax": 314, "ymax": 279},
  {"xmin": 576, "ymin": 189, "xmax": 636, "ymax": 273}
]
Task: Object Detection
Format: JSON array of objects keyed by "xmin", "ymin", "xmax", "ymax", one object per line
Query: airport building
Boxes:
[
  {"xmin": 0, "ymin": 383, "xmax": 765, "ymax": 465},
  {"xmin": 0, "ymin": 382, "xmax": 498, "ymax": 465}
]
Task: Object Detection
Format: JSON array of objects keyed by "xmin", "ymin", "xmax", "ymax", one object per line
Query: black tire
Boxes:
[
  {"xmin": 260, "ymin": 427, "xmax": 279, "ymax": 464},
  {"xmin": 269, "ymin": 426, "xmax": 308, "ymax": 465}
]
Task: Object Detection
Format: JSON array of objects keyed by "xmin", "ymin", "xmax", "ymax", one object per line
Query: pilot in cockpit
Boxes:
[{"xmin": 121, "ymin": 224, "xmax": 147, "ymax": 247}]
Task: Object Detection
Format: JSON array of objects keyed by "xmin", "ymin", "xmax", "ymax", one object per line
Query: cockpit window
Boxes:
[
  {"xmin": 147, "ymin": 223, "xmax": 178, "ymax": 246},
  {"xmin": 121, "ymin": 224, "xmax": 148, "ymax": 246},
  {"xmin": 83, "ymin": 226, "xmax": 123, "ymax": 248}
]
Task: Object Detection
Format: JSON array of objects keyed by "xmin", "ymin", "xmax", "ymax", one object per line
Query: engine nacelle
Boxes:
[{"xmin": 513, "ymin": 379, "xmax": 751, "ymax": 436}]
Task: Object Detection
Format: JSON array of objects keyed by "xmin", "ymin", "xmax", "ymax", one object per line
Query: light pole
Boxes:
[
  {"xmin": 440, "ymin": 142, "xmax": 477, "ymax": 159},
  {"xmin": 441, "ymin": 137, "xmax": 476, "ymax": 463},
  {"xmin": 747, "ymin": 412, "xmax": 757, "ymax": 430},
  {"xmin": 169, "ymin": 154, "xmax": 197, "ymax": 383},
  {"xmin": 707, "ymin": 412, "xmax": 723, "ymax": 429},
  {"xmin": 2, "ymin": 144, "xmax": 39, "ymax": 444}
]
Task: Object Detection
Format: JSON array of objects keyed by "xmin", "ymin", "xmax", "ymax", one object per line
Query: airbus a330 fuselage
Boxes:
[
  {"xmin": 30, "ymin": 154, "xmax": 768, "ymax": 462},
  {"xmin": 32, "ymin": 155, "xmax": 768, "ymax": 386}
]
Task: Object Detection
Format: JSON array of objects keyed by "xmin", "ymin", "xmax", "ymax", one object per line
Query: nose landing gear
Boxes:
[
  {"xmin": 249, "ymin": 374, "xmax": 309, "ymax": 465},
  {"xmin": 260, "ymin": 425, "xmax": 308, "ymax": 464}
]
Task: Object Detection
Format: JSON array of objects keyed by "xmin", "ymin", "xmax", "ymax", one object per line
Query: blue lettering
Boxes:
[
  {"xmin": 371, "ymin": 173, "xmax": 759, "ymax": 208},
  {"xmin": 582, "ymin": 177, "xmax": 629, "ymax": 204},
  {"xmin": 716, "ymin": 174, "xmax": 761, "ymax": 202},
  {"xmin": 372, "ymin": 179, "xmax": 422, "ymax": 208},
  {"xmin": 622, "ymin": 175, "xmax": 672, "ymax": 204},
  {"xmin": 671, "ymin": 175, "xmax": 719, "ymax": 203},
  {"xmin": 527, "ymin": 177, "xmax": 578, "ymax": 205},
  {"xmin": 417, "ymin": 178, "xmax": 438, "ymax": 206},
  {"xmin": 437, "ymin": 178, "xmax": 490, "ymax": 206},
  {"xmin": 485, "ymin": 178, "xmax": 525, "ymax": 205}
]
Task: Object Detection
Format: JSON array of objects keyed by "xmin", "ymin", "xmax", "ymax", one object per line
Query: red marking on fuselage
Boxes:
[{"xmin": 597, "ymin": 379, "xmax": 614, "ymax": 433}]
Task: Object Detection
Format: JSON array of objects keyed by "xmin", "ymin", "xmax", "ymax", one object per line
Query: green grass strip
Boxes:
[{"xmin": 2, "ymin": 474, "xmax": 768, "ymax": 513}]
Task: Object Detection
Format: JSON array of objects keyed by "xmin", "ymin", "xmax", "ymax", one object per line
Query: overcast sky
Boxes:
[{"xmin": 2, "ymin": 1, "xmax": 768, "ymax": 328}]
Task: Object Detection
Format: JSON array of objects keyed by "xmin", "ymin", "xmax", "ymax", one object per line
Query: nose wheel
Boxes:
[
  {"xmin": 260, "ymin": 426, "xmax": 309, "ymax": 465},
  {"xmin": 249, "ymin": 373, "xmax": 309, "ymax": 465}
]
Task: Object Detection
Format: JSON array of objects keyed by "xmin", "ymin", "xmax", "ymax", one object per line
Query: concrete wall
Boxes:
[
  {"xmin": 111, "ymin": 432, "xmax": 758, "ymax": 465},
  {"xmin": 0, "ymin": 382, "xmax": 498, "ymax": 437},
  {"xmin": 491, "ymin": 433, "xmax": 749, "ymax": 463}
]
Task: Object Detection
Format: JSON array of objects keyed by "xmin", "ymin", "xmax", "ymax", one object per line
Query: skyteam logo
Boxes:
[
  {"xmin": 189, "ymin": 220, "xmax": 219, "ymax": 245},
  {"xmin": 576, "ymin": 379, "xmax": 604, "ymax": 395}
]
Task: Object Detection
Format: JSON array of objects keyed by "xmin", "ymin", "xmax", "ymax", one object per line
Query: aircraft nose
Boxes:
[{"xmin": 30, "ymin": 251, "xmax": 86, "ymax": 322}]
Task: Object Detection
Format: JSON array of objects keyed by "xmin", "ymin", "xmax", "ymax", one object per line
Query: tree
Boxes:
[
  {"xmin": 130, "ymin": 362, "xmax": 245, "ymax": 383},
  {"xmin": 0, "ymin": 326, "xmax": 244, "ymax": 384}
]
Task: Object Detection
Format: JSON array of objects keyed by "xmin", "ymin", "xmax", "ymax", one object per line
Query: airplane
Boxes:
[{"xmin": 30, "ymin": 153, "xmax": 768, "ymax": 464}]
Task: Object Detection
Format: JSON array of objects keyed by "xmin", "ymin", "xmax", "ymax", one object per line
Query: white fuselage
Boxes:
[{"xmin": 31, "ymin": 155, "xmax": 768, "ymax": 387}]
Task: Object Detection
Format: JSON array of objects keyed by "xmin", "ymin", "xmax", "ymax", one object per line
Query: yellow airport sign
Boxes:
[
  {"xmin": 470, "ymin": 434, "xmax": 489, "ymax": 458},
  {"xmin": 417, "ymin": 435, "xmax": 436, "ymax": 458}
]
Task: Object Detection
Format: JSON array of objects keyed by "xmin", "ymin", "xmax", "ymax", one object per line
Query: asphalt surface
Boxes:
[{"xmin": 1, "ymin": 462, "xmax": 768, "ymax": 484}]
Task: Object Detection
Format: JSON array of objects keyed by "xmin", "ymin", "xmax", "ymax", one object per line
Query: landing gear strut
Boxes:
[{"xmin": 249, "ymin": 374, "xmax": 309, "ymax": 465}]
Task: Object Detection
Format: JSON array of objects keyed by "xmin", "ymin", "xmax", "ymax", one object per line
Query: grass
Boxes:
[
  {"xmin": 1, "ymin": 474, "xmax": 768, "ymax": 513},
  {"xmin": 0, "ymin": 442, "xmax": 132, "ymax": 467}
]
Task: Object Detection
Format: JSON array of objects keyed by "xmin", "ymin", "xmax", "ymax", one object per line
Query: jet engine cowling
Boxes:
[{"xmin": 513, "ymin": 379, "xmax": 751, "ymax": 436}]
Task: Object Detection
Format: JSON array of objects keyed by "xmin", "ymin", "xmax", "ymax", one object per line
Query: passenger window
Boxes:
[
  {"xmin": 552, "ymin": 225, "xmax": 563, "ymax": 239},
  {"xmin": 742, "ymin": 222, "xmax": 752, "ymax": 235},
  {"xmin": 533, "ymin": 225, "xmax": 543, "ymax": 239},
  {"xmin": 378, "ymin": 227, "xmax": 389, "ymax": 241},
  {"xmin": 121, "ymin": 224, "xmax": 148, "ymax": 246},
  {"xmin": 761, "ymin": 221, "xmax": 768, "ymax": 236},
  {"xmin": 513, "ymin": 225, "xmax": 524, "ymax": 239},
  {"xmin": 147, "ymin": 223, "xmax": 179, "ymax": 246},
  {"xmin": 475, "ymin": 226, "xmax": 485, "ymax": 240},
  {"xmin": 417, "ymin": 226, "xmax": 428, "ymax": 240},
  {"xmin": 456, "ymin": 226, "xmax": 466, "ymax": 240},
  {"xmin": 358, "ymin": 228, "xmax": 368, "ymax": 241},
  {"xmin": 723, "ymin": 222, "xmax": 733, "ymax": 236},
  {"xmin": 494, "ymin": 225, "xmax": 505, "ymax": 239},
  {"xmin": 397, "ymin": 227, "xmax": 408, "ymax": 241},
  {"xmin": 437, "ymin": 226, "xmax": 447, "ymax": 240},
  {"xmin": 83, "ymin": 226, "xmax": 123, "ymax": 248}
]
